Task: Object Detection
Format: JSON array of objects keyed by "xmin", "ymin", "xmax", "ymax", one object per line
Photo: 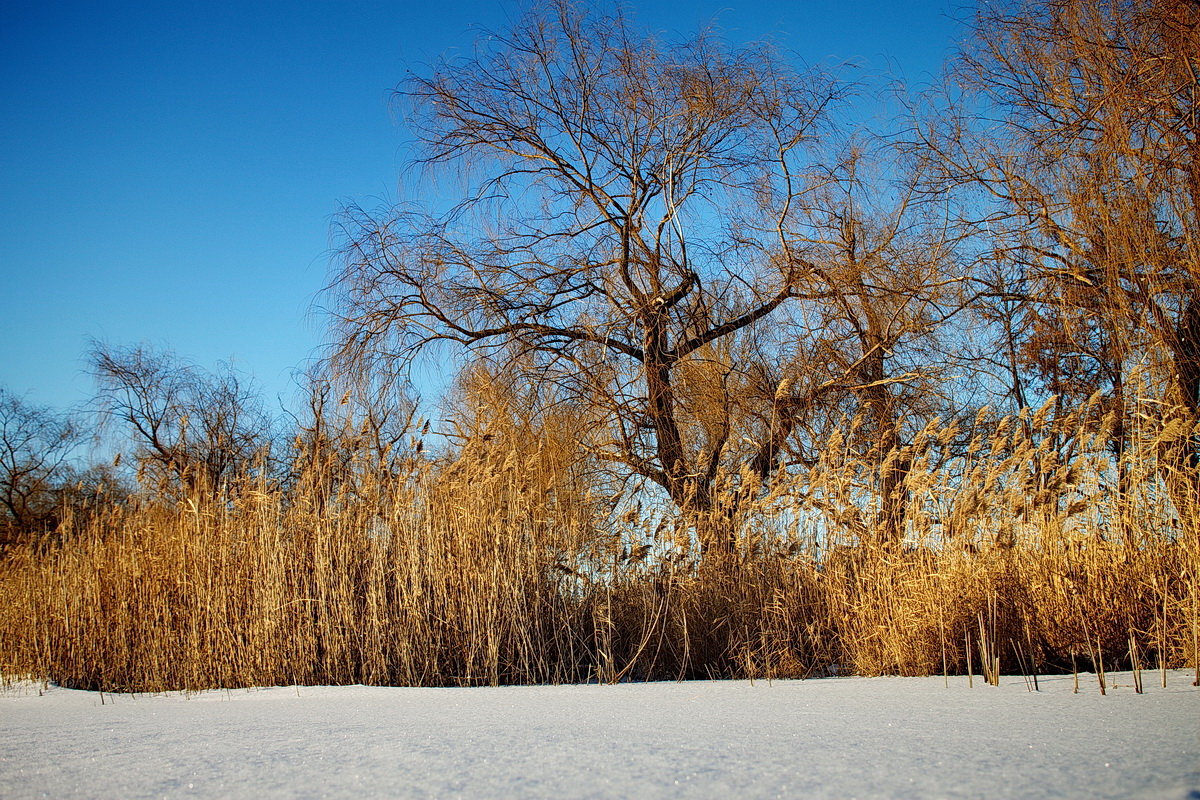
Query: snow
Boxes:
[{"xmin": 2, "ymin": 671, "xmax": 1197, "ymax": 799}]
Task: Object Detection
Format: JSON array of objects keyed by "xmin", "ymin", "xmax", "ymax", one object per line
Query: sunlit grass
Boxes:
[{"xmin": 1, "ymin": 396, "xmax": 1196, "ymax": 692}]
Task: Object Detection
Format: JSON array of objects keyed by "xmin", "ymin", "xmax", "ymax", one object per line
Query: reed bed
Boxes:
[{"xmin": 1, "ymin": 399, "xmax": 1197, "ymax": 692}]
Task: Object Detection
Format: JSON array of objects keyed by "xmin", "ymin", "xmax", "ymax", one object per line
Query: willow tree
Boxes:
[
  {"xmin": 781, "ymin": 146, "xmax": 971, "ymax": 543},
  {"xmin": 331, "ymin": 2, "xmax": 871, "ymax": 556},
  {"xmin": 921, "ymin": 0, "xmax": 1200, "ymax": 508}
]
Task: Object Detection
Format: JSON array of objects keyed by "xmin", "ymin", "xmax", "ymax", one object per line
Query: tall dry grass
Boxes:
[{"xmin": 1, "ymin": 395, "xmax": 1197, "ymax": 691}]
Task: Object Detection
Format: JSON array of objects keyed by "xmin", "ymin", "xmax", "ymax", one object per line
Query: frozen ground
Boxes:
[{"xmin": 2, "ymin": 671, "xmax": 1197, "ymax": 799}]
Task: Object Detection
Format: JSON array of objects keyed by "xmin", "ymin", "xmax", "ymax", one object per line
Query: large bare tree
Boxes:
[
  {"xmin": 332, "ymin": 2, "xmax": 857, "ymax": 556},
  {"xmin": 332, "ymin": 1, "xmax": 976, "ymax": 553}
]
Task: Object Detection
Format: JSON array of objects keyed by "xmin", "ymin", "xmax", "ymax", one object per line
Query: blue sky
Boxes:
[{"xmin": 1, "ymin": 0, "xmax": 964, "ymax": 416}]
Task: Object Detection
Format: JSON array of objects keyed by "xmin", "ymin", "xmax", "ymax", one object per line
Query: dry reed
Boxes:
[{"xmin": 1, "ymin": 395, "xmax": 1197, "ymax": 692}]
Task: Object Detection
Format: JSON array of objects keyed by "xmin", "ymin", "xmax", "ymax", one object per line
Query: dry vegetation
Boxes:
[
  {"xmin": 2, "ymin": 0, "xmax": 1198, "ymax": 692},
  {"xmin": 1, "ymin": 385, "xmax": 1196, "ymax": 692}
]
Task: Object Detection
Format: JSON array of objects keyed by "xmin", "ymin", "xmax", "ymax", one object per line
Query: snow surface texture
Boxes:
[{"xmin": 2, "ymin": 671, "xmax": 1198, "ymax": 799}]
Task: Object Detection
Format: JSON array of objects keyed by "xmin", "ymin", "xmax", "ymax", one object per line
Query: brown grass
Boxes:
[{"xmin": 1, "ymin": 396, "xmax": 1197, "ymax": 692}]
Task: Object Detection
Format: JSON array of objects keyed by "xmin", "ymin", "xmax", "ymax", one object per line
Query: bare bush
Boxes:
[{"xmin": 90, "ymin": 342, "xmax": 273, "ymax": 496}]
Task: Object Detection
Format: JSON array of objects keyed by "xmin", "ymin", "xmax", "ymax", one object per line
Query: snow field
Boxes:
[{"xmin": 2, "ymin": 670, "xmax": 1197, "ymax": 799}]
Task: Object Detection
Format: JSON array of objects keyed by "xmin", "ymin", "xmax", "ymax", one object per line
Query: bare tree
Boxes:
[
  {"xmin": 918, "ymin": 0, "xmax": 1200, "ymax": 504},
  {"xmin": 0, "ymin": 388, "xmax": 82, "ymax": 545},
  {"xmin": 91, "ymin": 342, "xmax": 272, "ymax": 496},
  {"xmin": 785, "ymin": 146, "xmax": 972, "ymax": 541},
  {"xmin": 331, "ymin": 1, "xmax": 868, "ymax": 557}
]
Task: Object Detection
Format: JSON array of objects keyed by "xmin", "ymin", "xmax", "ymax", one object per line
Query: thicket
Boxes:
[{"xmin": 2, "ymin": 0, "xmax": 1198, "ymax": 691}]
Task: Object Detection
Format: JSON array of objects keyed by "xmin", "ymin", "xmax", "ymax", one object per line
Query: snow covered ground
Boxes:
[{"xmin": 2, "ymin": 670, "xmax": 1197, "ymax": 799}]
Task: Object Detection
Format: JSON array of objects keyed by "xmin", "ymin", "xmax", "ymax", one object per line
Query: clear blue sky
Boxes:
[{"xmin": 1, "ymin": 0, "xmax": 964, "ymax": 416}]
